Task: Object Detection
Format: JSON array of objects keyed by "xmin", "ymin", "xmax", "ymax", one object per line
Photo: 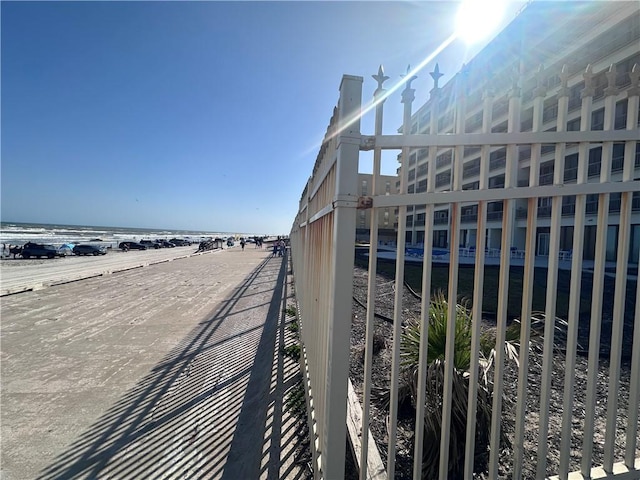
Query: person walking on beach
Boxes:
[{"xmin": 240, "ymin": 238, "xmax": 245, "ymax": 251}]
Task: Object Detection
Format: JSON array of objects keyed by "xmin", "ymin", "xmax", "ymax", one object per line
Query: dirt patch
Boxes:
[{"xmin": 348, "ymin": 265, "xmax": 637, "ymax": 478}]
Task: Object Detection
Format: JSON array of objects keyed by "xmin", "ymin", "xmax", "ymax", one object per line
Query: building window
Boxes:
[
  {"xmin": 433, "ymin": 230, "xmax": 448, "ymax": 248},
  {"xmin": 617, "ymin": 53, "xmax": 640, "ymax": 88},
  {"xmin": 461, "ymin": 205, "xmax": 478, "ymax": 223},
  {"xmin": 543, "ymin": 100, "xmax": 558, "ymax": 123},
  {"xmin": 540, "ymin": 161, "xmax": 554, "ymax": 185},
  {"xmin": 586, "ymin": 194, "xmax": 599, "ymax": 214},
  {"xmin": 567, "ymin": 117, "xmax": 581, "ymax": 131},
  {"xmin": 489, "ymin": 174, "xmax": 505, "ymax": 189},
  {"xmin": 465, "ymin": 111, "xmax": 484, "ymax": 132},
  {"xmin": 437, "ymin": 111, "xmax": 454, "ymax": 131},
  {"xmin": 615, "ymin": 100, "xmax": 628, "ymax": 130},
  {"xmin": 593, "ymin": 71, "xmax": 608, "ymax": 99},
  {"xmin": 568, "ymin": 82, "xmax": 584, "ymax": 111},
  {"xmin": 489, "ymin": 148, "xmax": 506, "ymax": 171},
  {"xmin": 492, "ymin": 101, "xmax": 508, "ymax": 119},
  {"xmin": 541, "ymin": 144, "xmax": 555, "ymax": 155},
  {"xmin": 537, "ymin": 197, "xmax": 552, "ymax": 217},
  {"xmin": 464, "ymin": 146, "xmax": 481, "ymax": 158},
  {"xmin": 436, "ymin": 171, "xmax": 452, "ymax": 188},
  {"xmin": 592, "ymin": 108, "xmax": 604, "ymax": 130},
  {"xmin": 419, "ymin": 111, "xmax": 431, "ymax": 128},
  {"xmin": 519, "ymin": 145, "xmax": 532, "ymax": 162},
  {"xmin": 546, "ymin": 73, "xmax": 561, "ymax": 89},
  {"xmin": 588, "ymin": 147, "xmax": 602, "ymax": 176},
  {"xmin": 436, "ymin": 150, "xmax": 453, "ymax": 169},
  {"xmin": 612, "ymin": 144, "xmax": 625, "ymax": 172},
  {"xmin": 463, "ymin": 158, "xmax": 481, "ymax": 179},
  {"xmin": 562, "ymin": 195, "xmax": 576, "ymax": 215},
  {"xmin": 609, "ymin": 192, "xmax": 622, "ymax": 213},
  {"xmin": 564, "ymin": 153, "xmax": 579, "ymax": 182},
  {"xmin": 492, "ymin": 121, "xmax": 508, "ymax": 133}
]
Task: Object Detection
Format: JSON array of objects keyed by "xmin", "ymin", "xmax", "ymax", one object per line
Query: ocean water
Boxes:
[{"xmin": 0, "ymin": 221, "xmax": 241, "ymax": 248}]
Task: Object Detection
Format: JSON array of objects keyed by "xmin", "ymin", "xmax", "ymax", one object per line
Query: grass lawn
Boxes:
[{"xmin": 356, "ymin": 254, "xmax": 592, "ymax": 321}]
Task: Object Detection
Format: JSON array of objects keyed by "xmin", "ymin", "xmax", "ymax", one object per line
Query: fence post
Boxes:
[{"xmin": 321, "ymin": 74, "xmax": 362, "ymax": 480}]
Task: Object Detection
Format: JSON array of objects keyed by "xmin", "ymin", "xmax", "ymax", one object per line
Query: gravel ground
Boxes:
[{"xmin": 348, "ymin": 265, "xmax": 638, "ymax": 479}]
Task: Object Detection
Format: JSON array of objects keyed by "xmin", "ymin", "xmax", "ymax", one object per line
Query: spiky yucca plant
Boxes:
[{"xmin": 398, "ymin": 291, "xmax": 513, "ymax": 478}]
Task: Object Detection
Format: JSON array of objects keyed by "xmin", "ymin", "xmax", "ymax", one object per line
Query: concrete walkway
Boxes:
[{"xmin": 1, "ymin": 248, "xmax": 307, "ymax": 479}]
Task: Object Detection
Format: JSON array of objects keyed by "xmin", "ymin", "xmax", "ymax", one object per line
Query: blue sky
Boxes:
[{"xmin": 1, "ymin": 1, "xmax": 523, "ymax": 235}]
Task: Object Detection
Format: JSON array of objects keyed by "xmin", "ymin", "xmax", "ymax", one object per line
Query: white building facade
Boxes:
[{"xmin": 400, "ymin": 1, "xmax": 640, "ymax": 262}]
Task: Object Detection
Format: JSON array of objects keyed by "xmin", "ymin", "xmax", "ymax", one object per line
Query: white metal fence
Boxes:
[{"xmin": 289, "ymin": 62, "xmax": 640, "ymax": 479}]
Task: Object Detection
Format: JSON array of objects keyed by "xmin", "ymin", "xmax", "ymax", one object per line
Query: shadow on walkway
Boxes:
[{"xmin": 38, "ymin": 253, "xmax": 307, "ymax": 479}]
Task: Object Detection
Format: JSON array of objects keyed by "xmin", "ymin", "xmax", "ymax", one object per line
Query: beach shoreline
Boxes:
[{"xmin": 0, "ymin": 244, "xmax": 223, "ymax": 296}]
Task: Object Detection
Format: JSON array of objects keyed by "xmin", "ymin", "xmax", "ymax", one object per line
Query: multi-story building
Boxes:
[
  {"xmin": 399, "ymin": 1, "xmax": 640, "ymax": 262},
  {"xmin": 356, "ymin": 173, "xmax": 397, "ymax": 243}
]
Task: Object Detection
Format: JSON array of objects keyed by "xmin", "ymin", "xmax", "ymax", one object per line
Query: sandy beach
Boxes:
[
  {"xmin": 0, "ymin": 246, "xmax": 305, "ymax": 479},
  {"xmin": 0, "ymin": 245, "xmax": 218, "ymax": 296}
]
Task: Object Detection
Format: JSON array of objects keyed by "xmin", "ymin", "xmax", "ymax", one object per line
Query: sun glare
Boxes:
[{"xmin": 455, "ymin": 0, "xmax": 507, "ymax": 45}]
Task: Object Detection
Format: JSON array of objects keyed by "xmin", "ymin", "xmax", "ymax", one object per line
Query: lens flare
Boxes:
[{"xmin": 455, "ymin": 0, "xmax": 506, "ymax": 45}]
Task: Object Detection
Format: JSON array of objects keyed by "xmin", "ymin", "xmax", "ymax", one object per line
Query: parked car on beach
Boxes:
[
  {"xmin": 20, "ymin": 242, "xmax": 60, "ymax": 259},
  {"xmin": 73, "ymin": 244, "xmax": 107, "ymax": 256},
  {"xmin": 118, "ymin": 241, "xmax": 147, "ymax": 251},
  {"xmin": 169, "ymin": 238, "xmax": 191, "ymax": 246},
  {"xmin": 140, "ymin": 240, "xmax": 160, "ymax": 249}
]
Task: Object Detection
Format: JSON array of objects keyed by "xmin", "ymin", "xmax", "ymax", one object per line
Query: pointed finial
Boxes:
[
  {"xmin": 560, "ymin": 64, "xmax": 569, "ymax": 86},
  {"xmin": 581, "ymin": 64, "xmax": 594, "ymax": 98},
  {"xmin": 557, "ymin": 64, "xmax": 570, "ymax": 98},
  {"xmin": 628, "ymin": 63, "xmax": 640, "ymax": 97},
  {"xmin": 604, "ymin": 63, "xmax": 619, "ymax": 96},
  {"xmin": 630, "ymin": 63, "xmax": 640, "ymax": 85},
  {"xmin": 430, "ymin": 63, "xmax": 444, "ymax": 89},
  {"xmin": 401, "ymin": 65, "xmax": 417, "ymax": 105},
  {"xmin": 372, "ymin": 64, "xmax": 390, "ymax": 94},
  {"xmin": 533, "ymin": 64, "xmax": 546, "ymax": 97},
  {"xmin": 536, "ymin": 64, "xmax": 545, "ymax": 87},
  {"xmin": 401, "ymin": 64, "xmax": 417, "ymax": 90}
]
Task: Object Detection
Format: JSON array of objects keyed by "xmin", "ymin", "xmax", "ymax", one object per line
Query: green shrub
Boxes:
[
  {"xmin": 286, "ymin": 378, "xmax": 307, "ymax": 417},
  {"xmin": 283, "ymin": 344, "xmax": 301, "ymax": 362},
  {"xmin": 288, "ymin": 320, "xmax": 299, "ymax": 333}
]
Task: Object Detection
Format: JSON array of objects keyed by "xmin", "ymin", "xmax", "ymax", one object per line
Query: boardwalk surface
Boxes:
[{"xmin": 1, "ymin": 248, "xmax": 305, "ymax": 479}]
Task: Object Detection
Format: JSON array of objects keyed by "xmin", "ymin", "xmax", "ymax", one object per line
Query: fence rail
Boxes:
[{"xmin": 290, "ymin": 60, "xmax": 640, "ymax": 479}]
